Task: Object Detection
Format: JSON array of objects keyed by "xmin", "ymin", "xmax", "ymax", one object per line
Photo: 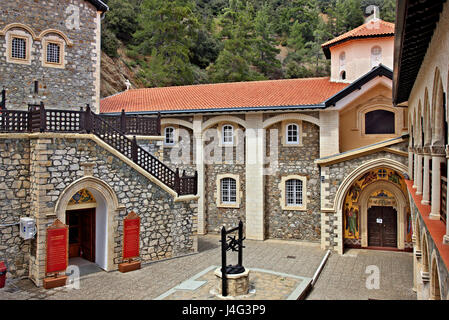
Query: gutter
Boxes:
[{"xmin": 100, "ymin": 104, "xmax": 326, "ymax": 116}]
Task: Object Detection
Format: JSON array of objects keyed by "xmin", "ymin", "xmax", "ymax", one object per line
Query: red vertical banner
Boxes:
[
  {"xmin": 46, "ymin": 219, "xmax": 68, "ymax": 274},
  {"xmin": 123, "ymin": 212, "xmax": 140, "ymax": 260}
]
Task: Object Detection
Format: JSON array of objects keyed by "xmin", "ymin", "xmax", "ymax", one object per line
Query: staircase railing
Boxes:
[{"xmin": 0, "ymin": 103, "xmax": 197, "ymax": 196}]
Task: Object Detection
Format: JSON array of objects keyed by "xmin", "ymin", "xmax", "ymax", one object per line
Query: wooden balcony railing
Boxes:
[{"xmin": 0, "ymin": 103, "xmax": 196, "ymax": 196}]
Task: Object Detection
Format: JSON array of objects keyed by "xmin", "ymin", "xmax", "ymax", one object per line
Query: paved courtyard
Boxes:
[{"xmin": 0, "ymin": 235, "xmax": 416, "ymax": 300}]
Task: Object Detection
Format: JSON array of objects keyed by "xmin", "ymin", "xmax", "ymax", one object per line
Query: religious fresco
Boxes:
[
  {"xmin": 343, "ymin": 168, "xmax": 411, "ymax": 242},
  {"xmin": 68, "ymin": 189, "xmax": 96, "ymax": 205}
]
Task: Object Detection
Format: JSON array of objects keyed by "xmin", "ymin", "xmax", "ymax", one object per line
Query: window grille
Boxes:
[
  {"xmin": 46, "ymin": 43, "xmax": 61, "ymax": 64},
  {"xmin": 286, "ymin": 179, "xmax": 303, "ymax": 206},
  {"xmin": 286, "ymin": 124, "xmax": 299, "ymax": 144},
  {"xmin": 11, "ymin": 37, "xmax": 26, "ymax": 60},
  {"xmin": 165, "ymin": 127, "xmax": 175, "ymax": 145},
  {"xmin": 222, "ymin": 125, "xmax": 234, "ymax": 144},
  {"xmin": 221, "ymin": 178, "xmax": 237, "ymax": 203}
]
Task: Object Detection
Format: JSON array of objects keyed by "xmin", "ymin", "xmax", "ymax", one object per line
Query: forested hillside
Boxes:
[{"xmin": 100, "ymin": 0, "xmax": 396, "ymax": 97}]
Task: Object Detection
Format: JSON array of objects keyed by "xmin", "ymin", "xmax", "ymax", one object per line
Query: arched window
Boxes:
[
  {"xmin": 339, "ymin": 52, "xmax": 346, "ymax": 69},
  {"xmin": 222, "ymin": 124, "xmax": 234, "ymax": 145},
  {"xmin": 221, "ymin": 177, "xmax": 237, "ymax": 204},
  {"xmin": 164, "ymin": 126, "xmax": 175, "ymax": 145},
  {"xmin": 286, "ymin": 179, "xmax": 303, "ymax": 206},
  {"xmin": 340, "ymin": 71, "xmax": 346, "ymax": 80},
  {"xmin": 371, "ymin": 46, "xmax": 382, "ymax": 67},
  {"xmin": 286, "ymin": 123, "xmax": 299, "ymax": 144},
  {"xmin": 365, "ymin": 110, "xmax": 395, "ymax": 134}
]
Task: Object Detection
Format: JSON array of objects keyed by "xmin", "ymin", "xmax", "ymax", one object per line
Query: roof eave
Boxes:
[{"xmin": 100, "ymin": 104, "xmax": 327, "ymax": 116}]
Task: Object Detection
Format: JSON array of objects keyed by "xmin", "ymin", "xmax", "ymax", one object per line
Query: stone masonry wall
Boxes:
[
  {"xmin": 0, "ymin": 135, "xmax": 198, "ymax": 284},
  {"xmin": 205, "ymin": 125, "xmax": 246, "ymax": 233},
  {"xmin": 0, "ymin": 139, "xmax": 31, "ymax": 278},
  {"xmin": 0, "ymin": 0, "xmax": 99, "ymax": 111},
  {"xmin": 264, "ymin": 121, "xmax": 321, "ymax": 241}
]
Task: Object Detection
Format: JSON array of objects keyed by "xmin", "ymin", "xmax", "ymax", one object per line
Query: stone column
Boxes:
[
  {"xmin": 416, "ymin": 149, "xmax": 423, "ymax": 195},
  {"xmin": 193, "ymin": 115, "xmax": 206, "ymax": 235},
  {"xmin": 430, "ymin": 146, "xmax": 446, "ymax": 220},
  {"xmin": 319, "ymin": 111, "xmax": 339, "ymax": 158},
  {"xmin": 421, "ymin": 147, "xmax": 431, "ymax": 205},
  {"xmin": 443, "ymin": 146, "xmax": 449, "ymax": 244},
  {"xmin": 413, "ymin": 149, "xmax": 419, "ymax": 189},
  {"xmin": 245, "ymin": 114, "xmax": 265, "ymax": 240},
  {"xmin": 408, "ymin": 147, "xmax": 414, "ymax": 180}
]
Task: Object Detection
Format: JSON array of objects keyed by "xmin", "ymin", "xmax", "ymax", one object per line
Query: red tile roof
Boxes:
[
  {"xmin": 322, "ymin": 19, "xmax": 395, "ymax": 49},
  {"xmin": 100, "ymin": 78, "xmax": 348, "ymax": 113}
]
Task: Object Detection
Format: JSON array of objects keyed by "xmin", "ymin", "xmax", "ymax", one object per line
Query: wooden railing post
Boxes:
[
  {"xmin": 85, "ymin": 104, "xmax": 92, "ymax": 133},
  {"xmin": 132, "ymin": 135, "xmax": 138, "ymax": 163},
  {"xmin": 1, "ymin": 88, "xmax": 5, "ymax": 110},
  {"xmin": 194, "ymin": 170, "xmax": 198, "ymax": 195},
  {"xmin": 39, "ymin": 101, "xmax": 46, "ymax": 132},
  {"xmin": 157, "ymin": 112, "xmax": 161, "ymax": 136},
  {"xmin": 175, "ymin": 168, "xmax": 180, "ymax": 194},
  {"xmin": 121, "ymin": 109, "xmax": 126, "ymax": 134}
]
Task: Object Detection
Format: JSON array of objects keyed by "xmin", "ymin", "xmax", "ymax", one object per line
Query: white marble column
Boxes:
[
  {"xmin": 430, "ymin": 147, "xmax": 446, "ymax": 220},
  {"xmin": 408, "ymin": 147, "xmax": 414, "ymax": 180},
  {"xmin": 193, "ymin": 115, "xmax": 206, "ymax": 234},
  {"xmin": 245, "ymin": 114, "xmax": 265, "ymax": 240},
  {"xmin": 421, "ymin": 149, "xmax": 431, "ymax": 205},
  {"xmin": 416, "ymin": 150, "xmax": 423, "ymax": 195},
  {"xmin": 413, "ymin": 150, "xmax": 419, "ymax": 189}
]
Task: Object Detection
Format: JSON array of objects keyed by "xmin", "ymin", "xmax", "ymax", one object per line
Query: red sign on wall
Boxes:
[
  {"xmin": 46, "ymin": 219, "xmax": 68, "ymax": 274},
  {"xmin": 123, "ymin": 212, "xmax": 140, "ymax": 259}
]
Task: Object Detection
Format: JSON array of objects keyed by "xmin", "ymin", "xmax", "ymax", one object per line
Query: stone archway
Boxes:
[
  {"xmin": 54, "ymin": 176, "xmax": 124, "ymax": 271},
  {"xmin": 357, "ymin": 180, "xmax": 408, "ymax": 249}
]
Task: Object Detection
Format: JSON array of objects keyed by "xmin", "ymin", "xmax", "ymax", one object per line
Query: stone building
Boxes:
[
  {"xmin": 102, "ymin": 11, "xmax": 412, "ymax": 255},
  {"xmin": 393, "ymin": 0, "xmax": 449, "ymax": 300},
  {"xmin": 0, "ymin": 0, "xmax": 199, "ymax": 287},
  {"xmin": 0, "ymin": 0, "xmax": 107, "ymax": 112}
]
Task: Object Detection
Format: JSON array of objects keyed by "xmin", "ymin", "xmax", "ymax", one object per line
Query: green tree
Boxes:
[
  {"xmin": 134, "ymin": 0, "xmax": 199, "ymax": 86},
  {"xmin": 252, "ymin": 4, "xmax": 282, "ymax": 78}
]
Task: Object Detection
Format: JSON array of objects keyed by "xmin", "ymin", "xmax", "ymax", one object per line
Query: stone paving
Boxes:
[{"xmin": 0, "ymin": 235, "xmax": 416, "ymax": 300}]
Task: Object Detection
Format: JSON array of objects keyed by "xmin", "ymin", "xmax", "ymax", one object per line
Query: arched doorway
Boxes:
[
  {"xmin": 342, "ymin": 168, "xmax": 412, "ymax": 251},
  {"xmin": 54, "ymin": 176, "xmax": 123, "ymax": 271}
]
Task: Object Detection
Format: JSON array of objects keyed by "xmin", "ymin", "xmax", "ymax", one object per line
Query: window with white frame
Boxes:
[
  {"xmin": 371, "ymin": 46, "xmax": 382, "ymax": 68},
  {"xmin": 286, "ymin": 123, "xmax": 299, "ymax": 144},
  {"xmin": 222, "ymin": 124, "xmax": 234, "ymax": 145},
  {"xmin": 164, "ymin": 127, "xmax": 175, "ymax": 145},
  {"xmin": 221, "ymin": 177, "xmax": 237, "ymax": 204},
  {"xmin": 286, "ymin": 179, "xmax": 303, "ymax": 206},
  {"xmin": 11, "ymin": 37, "xmax": 27, "ymax": 60},
  {"xmin": 46, "ymin": 42, "xmax": 61, "ymax": 64}
]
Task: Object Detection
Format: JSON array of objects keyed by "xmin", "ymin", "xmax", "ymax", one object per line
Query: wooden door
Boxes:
[
  {"xmin": 368, "ymin": 206, "xmax": 397, "ymax": 248},
  {"xmin": 80, "ymin": 209, "xmax": 96, "ymax": 262}
]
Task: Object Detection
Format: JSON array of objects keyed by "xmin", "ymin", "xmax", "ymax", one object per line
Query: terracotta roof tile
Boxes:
[
  {"xmin": 322, "ymin": 19, "xmax": 395, "ymax": 49},
  {"xmin": 100, "ymin": 78, "xmax": 348, "ymax": 113}
]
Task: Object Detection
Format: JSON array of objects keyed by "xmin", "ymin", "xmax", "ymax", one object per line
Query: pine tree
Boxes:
[{"xmin": 134, "ymin": 0, "xmax": 199, "ymax": 87}]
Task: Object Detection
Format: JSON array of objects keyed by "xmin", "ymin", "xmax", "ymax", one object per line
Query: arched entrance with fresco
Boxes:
[{"xmin": 342, "ymin": 168, "xmax": 413, "ymax": 251}]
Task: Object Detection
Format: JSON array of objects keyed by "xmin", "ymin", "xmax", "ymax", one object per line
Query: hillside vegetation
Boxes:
[{"xmin": 100, "ymin": 0, "xmax": 396, "ymax": 97}]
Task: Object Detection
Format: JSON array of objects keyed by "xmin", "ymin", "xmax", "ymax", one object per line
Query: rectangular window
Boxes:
[
  {"xmin": 286, "ymin": 124, "xmax": 299, "ymax": 144},
  {"xmin": 286, "ymin": 179, "xmax": 303, "ymax": 206},
  {"xmin": 221, "ymin": 178, "xmax": 237, "ymax": 203},
  {"xmin": 165, "ymin": 127, "xmax": 175, "ymax": 145},
  {"xmin": 11, "ymin": 37, "xmax": 27, "ymax": 60},
  {"xmin": 46, "ymin": 42, "xmax": 61, "ymax": 64},
  {"xmin": 222, "ymin": 125, "xmax": 234, "ymax": 145}
]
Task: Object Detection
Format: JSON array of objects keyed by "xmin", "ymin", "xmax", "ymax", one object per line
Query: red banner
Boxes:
[
  {"xmin": 123, "ymin": 212, "xmax": 140, "ymax": 259},
  {"xmin": 46, "ymin": 220, "xmax": 68, "ymax": 274}
]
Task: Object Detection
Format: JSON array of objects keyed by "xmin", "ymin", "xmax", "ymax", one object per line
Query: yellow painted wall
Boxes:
[{"xmin": 339, "ymin": 84, "xmax": 406, "ymax": 152}]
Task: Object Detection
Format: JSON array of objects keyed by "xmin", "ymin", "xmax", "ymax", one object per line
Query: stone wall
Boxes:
[
  {"xmin": 264, "ymin": 121, "xmax": 321, "ymax": 241},
  {"xmin": 0, "ymin": 0, "xmax": 99, "ymax": 111},
  {"xmin": 204, "ymin": 125, "xmax": 246, "ymax": 233},
  {"xmin": 0, "ymin": 134, "xmax": 198, "ymax": 285},
  {"xmin": 0, "ymin": 139, "xmax": 31, "ymax": 278}
]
